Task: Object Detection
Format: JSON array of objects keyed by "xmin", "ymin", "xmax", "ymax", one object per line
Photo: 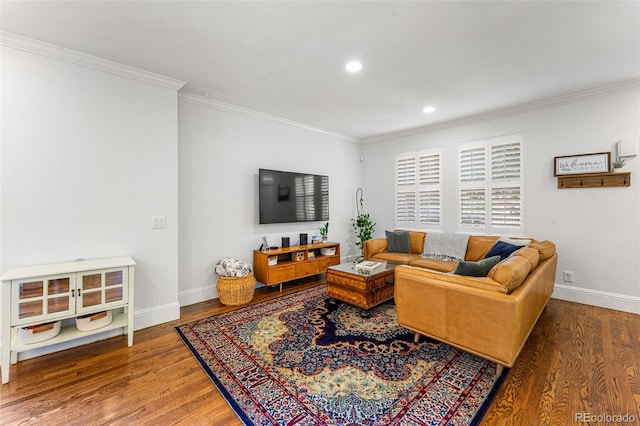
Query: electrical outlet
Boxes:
[{"xmin": 563, "ymin": 271, "xmax": 574, "ymax": 283}]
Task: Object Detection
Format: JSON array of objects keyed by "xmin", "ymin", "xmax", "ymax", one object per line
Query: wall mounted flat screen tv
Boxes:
[{"xmin": 259, "ymin": 169, "xmax": 329, "ymax": 224}]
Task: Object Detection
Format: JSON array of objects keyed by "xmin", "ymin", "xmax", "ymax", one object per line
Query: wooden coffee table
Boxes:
[{"xmin": 326, "ymin": 262, "xmax": 396, "ymax": 316}]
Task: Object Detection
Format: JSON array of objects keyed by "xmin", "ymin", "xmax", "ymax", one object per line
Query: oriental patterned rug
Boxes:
[{"xmin": 176, "ymin": 285, "xmax": 507, "ymax": 425}]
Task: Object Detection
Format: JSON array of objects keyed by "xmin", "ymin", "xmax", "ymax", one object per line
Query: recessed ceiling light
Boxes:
[
  {"xmin": 423, "ymin": 105, "xmax": 436, "ymax": 114},
  {"xmin": 345, "ymin": 61, "xmax": 362, "ymax": 73}
]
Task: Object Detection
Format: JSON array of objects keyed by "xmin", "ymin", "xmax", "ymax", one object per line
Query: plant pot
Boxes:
[{"xmin": 321, "ymin": 237, "xmax": 328, "ymax": 242}]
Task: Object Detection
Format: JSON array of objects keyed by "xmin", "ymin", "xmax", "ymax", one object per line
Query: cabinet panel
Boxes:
[
  {"xmin": 11, "ymin": 274, "xmax": 76, "ymax": 325},
  {"xmin": 269, "ymin": 265, "xmax": 296, "ymax": 283},
  {"xmin": 296, "ymin": 262, "xmax": 322, "ymax": 276},
  {"xmin": 77, "ymin": 267, "xmax": 128, "ymax": 314}
]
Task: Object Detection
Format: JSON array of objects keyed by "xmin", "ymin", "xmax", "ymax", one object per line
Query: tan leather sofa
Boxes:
[{"xmin": 363, "ymin": 231, "xmax": 557, "ymax": 372}]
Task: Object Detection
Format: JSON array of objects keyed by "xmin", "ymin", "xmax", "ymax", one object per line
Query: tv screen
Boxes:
[{"xmin": 259, "ymin": 169, "xmax": 329, "ymax": 224}]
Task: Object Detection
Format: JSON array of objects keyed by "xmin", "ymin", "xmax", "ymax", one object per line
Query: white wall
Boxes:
[
  {"xmin": 1, "ymin": 44, "xmax": 181, "ymax": 344},
  {"xmin": 178, "ymin": 94, "xmax": 363, "ymax": 305},
  {"xmin": 361, "ymin": 89, "xmax": 640, "ymax": 313}
]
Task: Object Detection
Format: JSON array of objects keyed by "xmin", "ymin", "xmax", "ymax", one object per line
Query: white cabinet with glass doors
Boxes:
[{"xmin": 1, "ymin": 257, "xmax": 135, "ymax": 384}]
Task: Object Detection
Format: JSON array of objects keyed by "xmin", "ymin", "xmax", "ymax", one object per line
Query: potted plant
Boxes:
[
  {"xmin": 612, "ymin": 157, "xmax": 626, "ymax": 172},
  {"xmin": 352, "ymin": 212, "xmax": 375, "ymax": 261},
  {"xmin": 319, "ymin": 222, "xmax": 329, "ymax": 242}
]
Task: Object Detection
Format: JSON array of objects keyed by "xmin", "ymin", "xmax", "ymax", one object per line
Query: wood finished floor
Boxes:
[{"xmin": 1, "ymin": 278, "xmax": 639, "ymax": 425}]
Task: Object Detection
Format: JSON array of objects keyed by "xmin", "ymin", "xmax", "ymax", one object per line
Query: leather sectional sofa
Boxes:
[{"xmin": 363, "ymin": 231, "xmax": 557, "ymax": 374}]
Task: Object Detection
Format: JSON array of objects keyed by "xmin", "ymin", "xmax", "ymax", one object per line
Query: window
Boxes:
[
  {"xmin": 458, "ymin": 134, "xmax": 523, "ymax": 233},
  {"xmin": 396, "ymin": 149, "xmax": 441, "ymax": 228}
]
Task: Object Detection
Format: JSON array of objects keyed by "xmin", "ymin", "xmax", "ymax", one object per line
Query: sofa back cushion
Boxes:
[
  {"xmin": 465, "ymin": 236, "xmax": 499, "ymax": 261},
  {"xmin": 487, "ymin": 255, "xmax": 532, "ymax": 293},
  {"xmin": 530, "ymin": 240, "xmax": 556, "ymax": 261},
  {"xmin": 393, "ymin": 230, "xmax": 426, "ymax": 254},
  {"xmin": 514, "ymin": 247, "xmax": 540, "ymax": 271}
]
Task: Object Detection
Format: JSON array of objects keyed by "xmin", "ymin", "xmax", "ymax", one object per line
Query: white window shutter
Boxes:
[
  {"xmin": 419, "ymin": 190, "xmax": 440, "ymax": 224},
  {"xmin": 460, "ymin": 188, "xmax": 486, "ymax": 226},
  {"xmin": 460, "ymin": 147, "xmax": 485, "ymax": 182},
  {"xmin": 397, "ymin": 191, "xmax": 416, "ymax": 223},
  {"xmin": 492, "ymin": 187, "xmax": 521, "ymax": 227}
]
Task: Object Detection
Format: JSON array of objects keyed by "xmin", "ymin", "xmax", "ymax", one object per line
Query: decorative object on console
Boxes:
[
  {"xmin": 319, "ymin": 247, "xmax": 336, "ymax": 256},
  {"xmin": 215, "ymin": 257, "xmax": 256, "ymax": 306},
  {"xmin": 319, "ymin": 222, "xmax": 329, "ymax": 242},
  {"xmin": 554, "ymin": 152, "xmax": 611, "ymax": 175},
  {"xmin": 299, "ymin": 233, "xmax": 308, "ymax": 245},
  {"xmin": 18, "ymin": 321, "xmax": 61, "ymax": 344},
  {"xmin": 281, "ymin": 237, "xmax": 290, "ymax": 248},
  {"xmin": 612, "ymin": 157, "xmax": 626, "ymax": 171},
  {"xmin": 76, "ymin": 310, "xmax": 113, "ymax": 331},
  {"xmin": 292, "ymin": 251, "xmax": 305, "ymax": 261}
]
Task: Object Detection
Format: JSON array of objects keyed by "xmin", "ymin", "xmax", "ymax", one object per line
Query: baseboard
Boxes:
[
  {"xmin": 552, "ymin": 283, "xmax": 639, "ymax": 315},
  {"xmin": 1, "ymin": 302, "xmax": 181, "ymax": 363},
  {"xmin": 179, "ymin": 285, "xmax": 218, "ymax": 306},
  {"xmin": 134, "ymin": 302, "xmax": 181, "ymax": 330}
]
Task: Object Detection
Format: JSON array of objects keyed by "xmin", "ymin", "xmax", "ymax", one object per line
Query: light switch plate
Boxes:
[{"xmin": 152, "ymin": 216, "xmax": 166, "ymax": 229}]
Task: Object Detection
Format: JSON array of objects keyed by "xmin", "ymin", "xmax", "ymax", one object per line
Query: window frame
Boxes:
[
  {"xmin": 395, "ymin": 148, "xmax": 442, "ymax": 229},
  {"xmin": 457, "ymin": 134, "xmax": 524, "ymax": 234}
]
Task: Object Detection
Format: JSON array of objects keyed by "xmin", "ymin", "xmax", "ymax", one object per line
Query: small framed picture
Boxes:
[{"xmin": 554, "ymin": 152, "xmax": 610, "ymax": 176}]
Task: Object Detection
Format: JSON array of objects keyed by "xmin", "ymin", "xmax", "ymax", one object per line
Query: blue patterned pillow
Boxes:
[{"xmin": 484, "ymin": 241, "xmax": 521, "ymax": 261}]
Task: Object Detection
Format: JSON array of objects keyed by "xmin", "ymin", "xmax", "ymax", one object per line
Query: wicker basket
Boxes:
[{"xmin": 217, "ymin": 273, "xmax": 256, "ymax": 306}]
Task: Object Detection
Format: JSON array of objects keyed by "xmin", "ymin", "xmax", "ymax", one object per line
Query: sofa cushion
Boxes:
[
  {"xmin": 408, "ymin": 231, "xmax": 426, "ymax": 254},
  {"xmin": 484, "ymin": 240, "xmax": 521, "ymax": 261},
  {"xmin": 514, "ymin": 247, "xmax": 540, "ymax": 271},
  {"xmin": 371, "ymin": 252, "xmax": 422, "ymax": 264},
  {"xmin": 408, "ymin": 257, "xmax": 459, "ymax": 273},
  {"xmin": 385, "ymin": 230, "xmax": 411, "ymax": 253},
  {"xmin": 465, "ymin": 235, "xmax": 500, "ymax": 261},
  {"xmin": 454, "ymin": 255, "xmax": 501, "ymax": 277},
  {"xmin": 487, "ymin": 255, "xmax": 532, "ymax": 293},
  {"xmin": 529, "ymin": 240, "xmax": 556, "ymax": 261}
]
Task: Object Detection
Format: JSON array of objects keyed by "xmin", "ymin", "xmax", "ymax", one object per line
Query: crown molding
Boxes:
[
  {"xmin": 1, "ymin": 31, "xmax": 186, "ymax": 91},
  {"xmin": 363, "ymin": 78, "xmax": 640, "ymax": 144},
  {"xmin": 179, "ymin": 91, "xmax": 360, "ymax": 143}
]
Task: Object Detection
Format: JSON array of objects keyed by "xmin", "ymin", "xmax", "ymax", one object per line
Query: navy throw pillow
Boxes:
[
  {"xmin": 484, "ymin": 240, "xmax": 521, "ymax": 261},
  {"xmin": 386, "ymin": 230, "xmax": 411, "ymax": 253},
  {"xmin": 454, "ymin": 255, "xmax": 501, "ymax": 277}
]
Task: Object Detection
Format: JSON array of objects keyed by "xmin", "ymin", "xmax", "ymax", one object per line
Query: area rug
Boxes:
[{"xmin": 176, "ymin": 285, "xmax": 507, "ymax": 425}]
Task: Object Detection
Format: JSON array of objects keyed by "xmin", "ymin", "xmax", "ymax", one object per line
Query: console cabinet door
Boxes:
[
  {"xmin": 11, "ymin": 274, "xmax": 76, "ymax": 325},
  {"xmin": 77, "ymin": 268, "xmax": 128, "ymax": 314}
]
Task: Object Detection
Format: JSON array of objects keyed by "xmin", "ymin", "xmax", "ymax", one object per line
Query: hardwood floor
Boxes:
[{"xmin": 1, "ymin": 279, "xmax": 638, "ymax": 425}]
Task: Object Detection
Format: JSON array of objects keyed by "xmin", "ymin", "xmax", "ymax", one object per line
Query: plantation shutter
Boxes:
[
  {"xmin": 396, "ymin": 150, "xmax": 441, "ymax": 227},
  {"xmin": 458, "ymin": 135, "xmax": 523, "ymax": 233},
  {"xmin": 396, "ymin": 156, "xmax": 417, "ymax": 223},
  {"xmin": 418, "ymin": 152, "xmax": 440, "ymax": 225}
]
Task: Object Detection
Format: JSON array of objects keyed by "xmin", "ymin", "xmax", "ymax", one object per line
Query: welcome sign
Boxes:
[{"xmin": 554, "ymin": 152, "xmax": 610, "ymax": 176}]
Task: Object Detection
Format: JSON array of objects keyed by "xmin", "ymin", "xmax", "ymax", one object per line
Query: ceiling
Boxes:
[{"xmin": 1, "ymin": 1, "xmax": 639, "ymax": 140}]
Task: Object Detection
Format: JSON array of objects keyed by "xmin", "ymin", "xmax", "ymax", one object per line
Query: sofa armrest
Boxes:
[{"xmin": 363, "ymin": 238, "xmax": 387, "ymax": 259}]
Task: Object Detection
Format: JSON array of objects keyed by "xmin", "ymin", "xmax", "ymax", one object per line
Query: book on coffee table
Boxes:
[{"xmin": 355, "ymin": 261, "xmax": 385, "ymax": 272}]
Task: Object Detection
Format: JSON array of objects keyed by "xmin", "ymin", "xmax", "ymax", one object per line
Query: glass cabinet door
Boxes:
[
  {"xmin": 77, "ymin": 268, "xmax": 128, "ymax": 313},
  {"xmin": 11, "ymin": 275, "xmax": 75, "ymax": 325}
]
